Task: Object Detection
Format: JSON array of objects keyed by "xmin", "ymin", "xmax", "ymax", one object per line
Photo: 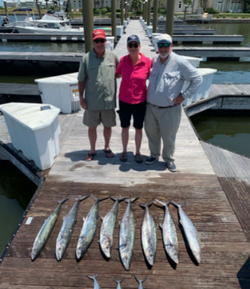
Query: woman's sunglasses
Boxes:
[
  {"xmin": 157, "ymin": 43, "xmax": 171, "ymax": 48},
  {"xmin": 128, "ymin": 43, "xmax": 139, "ymax": 48},
  {"xmin": 94, "ymin": 39, "xmax": 106, "ymax": 43}
]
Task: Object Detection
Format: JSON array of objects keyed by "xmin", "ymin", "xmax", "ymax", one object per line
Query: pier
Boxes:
[{"xmin": 0, "ymin": 20, "xmax": 250, "ymax": 289}]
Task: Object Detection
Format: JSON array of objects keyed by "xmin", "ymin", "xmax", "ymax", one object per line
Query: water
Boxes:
[
  {"xmin": 191, "ymin": 112, "xmax": 250, "ymax": 159},
  {"xmin": 0, "ymin": 161, "xmax": 37, "ymax": 256}
]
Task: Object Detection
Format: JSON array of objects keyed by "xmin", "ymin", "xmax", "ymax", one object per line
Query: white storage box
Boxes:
[
  {"xmin": 106, "ymin": 36, "xmax": 115, "ymax": 50},
  {"xmin": 0, "ymin": 102, "xmax": 61, "ymax": 170},
  {"xmin": 147, "ymin": 26, "xmax": 152, "ymax": 37},
  {"xmin": 182, "ymin": 68, "xmax": 217, "ymax": 106},
  {"xmin": 116, "ymin": 25, "xmax": 123, "ymax": 37},
  {"xmin": 35, "ymin": 72, "xmax": 80, "ymax": 114}
]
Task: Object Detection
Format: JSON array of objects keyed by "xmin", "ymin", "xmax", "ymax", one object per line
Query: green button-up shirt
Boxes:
[{"xmin": 78, "ymin": 49, "xmax": 119, "ymax": 111}]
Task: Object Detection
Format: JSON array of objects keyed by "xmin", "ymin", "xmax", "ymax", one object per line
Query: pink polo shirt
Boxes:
[{"xmin": 116, "ymin": 53, "xmax": 151, "ymax": 104}]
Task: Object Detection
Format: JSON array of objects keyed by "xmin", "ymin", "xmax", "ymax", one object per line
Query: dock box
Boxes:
[
  {"xmin": 182, "ymin": 68, "xmax": 217, "ymax": 106},
  {"xmin": 35, "ymin": 72, "xmax": 80, "ymax": 114},
  {"xmin": 0, "ymin": 102, "xmax": 61, "ymax": 170}
]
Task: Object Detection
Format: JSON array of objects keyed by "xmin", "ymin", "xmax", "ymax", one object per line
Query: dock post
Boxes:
[
  {"xmin": 144, "ymin": 0, "xmax": 147, "ymax": 22},
  {"xmin": 153, "ymin": 0, "xmax": 158, "ymax": 33},
  {"xmin": 4, "ymin": 1, "xmax": 9, "ymax": 18},
  {"xmin": 111, "ymin": 0, "xmax": 117, "ymax": 42},
  {"xmin": 121, "ymin": 0, "xmax": 124, "ymax": 26},
  {"xmin": 147, "ymin": 0, "xmax": 151, "ymax": 25},
  {"xmin": 82, "ymin": 0, "xmax": 94, "ymax": 53},
  {"xmin": 37, "ymin": 3, "xmax": 42, "ymax": 19},
  {"xmin": 165, "ymin": 0, "xmax": 175, "ymax": 36}
]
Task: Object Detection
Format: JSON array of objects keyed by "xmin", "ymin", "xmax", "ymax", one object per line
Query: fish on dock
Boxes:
[
  {"xmin": 155, "ymin": 199, "xmax": 179, "ymax": 264},
  {"xmin": 31, "ymin": 197, "xmax": 68, "ymax": 261},
  {"xmin": 99, "ymin": 196, "xmax": 125, "ymax": 259},
  {"xmin": 55, "ymin": 195, "xmax": 89, "ymax": 261},
  {"xmin": 112, "ymin": 277, "xmax": 124, "ymax": 289},
  {"xmin": 119, "ymin": 194, "xmax": 139, "ymax": 271},
  {"xmin": 171, "ymin": 200, "xmax": 201, "ymax": 264},
  {"xmin": 76, "ymin": 194, "xmax": 109, "ymax": 260},
  {"xmin": 138, "ymin": 202, "xmax": 157, "ymax": 266},
  {"xmin": 134, "ymin": 275, "xmax": 147, "ymax": 289},
  {"xmin": 86, "ymin": 272, "xmax": 101, "ymax": 289}
]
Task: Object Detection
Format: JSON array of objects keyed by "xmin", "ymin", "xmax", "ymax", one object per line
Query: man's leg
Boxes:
[
  {"xmin": 145, "ymin": 104, "xmax": 161, "ymax": 160},
  {"xmin": 86, "ymin": 126, "xmax": 97, "ymax": 161},
  {"xmin": 103, "ymin": 126, "xmax": 114, "ymax": 157},
  {"xmin": 160, "ymin": 105, "xmax": 182, "ymax": 163}
]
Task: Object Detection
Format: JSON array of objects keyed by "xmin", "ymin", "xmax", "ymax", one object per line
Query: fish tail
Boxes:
[
  {"xmin": 55, "ymin": 197, "xmax": 68, "ymax": 205},
  {"xmin": 170, "ymin": 200, "xmax": 186, "ymax": 208},
  {"xmin": 125, "ymin": 193, "xmax": 140, "ymax": 203},
  {"xmin": 155, "ymin": 198, "xmax": 169, "ymax": 207},
  {"xmin": 72, "ymin": 194, "xmax": 90, "ymax": 202},
  {"xmin": 91, "ymin": 194, "xmax": 109, "ymax": 202},
  {"xmin": 110, "ymin": 196, "xmax": 126, "ymax": 202},
  {"xmin": 137, "ymin": 201, "xmax": 153, "ymax": 208},
  {"xmin": 86, "ymin": 272, "xmax": 98, "ymax": 280},
  {"xmin": 112, "ymin": 277, "xmax": 124, "ymax": 284},
  {"xmin": 134, "ymin": 275, "xmax": 147, "ymax": 284}
]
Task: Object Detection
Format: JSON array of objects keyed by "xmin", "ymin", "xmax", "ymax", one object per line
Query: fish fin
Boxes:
[
  {"xmin": 137, "ymin": 201, "xmax": 153, "ymax": 208},
  {"xmin": 86, "ymin": 272, "xmax": 98, "ymax": 280},
  {"xmin": 159, "ymin": 223, "xmax": 163, "ymax": 229},
  {"xmin": 179, "ymin": 219, "xmax": 183, "ymax": 226},
  {"xmin": 83, "ymin": 217, "xmax": 86, "ymax": 222},
  {"xmin": 112, "ymin": 277, "xmax": 124, "ymax": 284},
  {"xmin": 166, "ymin": 236, "xmax": 174, "ymax": 246},
  {"xmin": 110, "ymin": 196, "xmax": 126, "ymax": 202},
  {"xmin": 126, "ymin": 193, "xmax": 140, "ymax": 203},
  {"xmin": 154, "ymin": 199, "xmax": 167, "ymax": 207},
  {"xmin": 54, "ymin": 197, "xmax": 68, "ymax": 205},
  {"xmin": 170, "ymin": 200, "xmax": 186, "ymax": 208},
  {"xmin": 134, "ymin": 275, "xmax": 147, "ymax": 284},
  {"xmin": 72, "ymin": 194, "xmax": 90, "ymax": 202},
  {"xmin": 91, "ymin": 194, "xmax": 109, "ymax": 202}
]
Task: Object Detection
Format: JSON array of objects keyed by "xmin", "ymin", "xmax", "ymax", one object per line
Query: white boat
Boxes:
[{"xmin": 4, "ymin": 8, "xmax": 84, "ymax": 36}]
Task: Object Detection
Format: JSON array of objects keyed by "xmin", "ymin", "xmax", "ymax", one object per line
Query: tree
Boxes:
[
  {"xmin": 130, "ymin": 0, "xmax": 143, "ymax": 13},
  {"xmin": 183, "ymin": 0, "xmax": 192, "ymax": 21}
]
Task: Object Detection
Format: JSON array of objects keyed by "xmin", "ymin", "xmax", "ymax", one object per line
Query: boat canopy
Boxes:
[{"xmin": 13, "ymin": 8, "xmax": 32, "ymax": 12}]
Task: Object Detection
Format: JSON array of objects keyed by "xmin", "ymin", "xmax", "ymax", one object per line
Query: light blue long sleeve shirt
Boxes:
[{"xmin": 147, "ymin": 52, "xmax": 203, "ymax": 106}]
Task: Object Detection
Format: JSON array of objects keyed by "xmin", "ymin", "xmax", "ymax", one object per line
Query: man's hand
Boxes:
[
  {"xmin": 173, "ymin": 93, "xmax": 185, "ymax": 106},
  {"xmin": 80, "ymin": 98, "xmax": 87, "ymax": 110}
]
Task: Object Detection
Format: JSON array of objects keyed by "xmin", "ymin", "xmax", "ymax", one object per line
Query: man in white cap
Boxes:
[{"xmin": 145, "ymin": 34, "xmax": 202, "ymax": 172}]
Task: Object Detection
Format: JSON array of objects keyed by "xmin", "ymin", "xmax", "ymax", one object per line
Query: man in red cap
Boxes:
[{"xmin": 78, "ymin": 29, "xmax": 119, "ymax": 161}]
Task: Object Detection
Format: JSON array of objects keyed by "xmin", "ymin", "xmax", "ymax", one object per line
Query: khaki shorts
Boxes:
[{"xmin": 83, "ymin": 109, "xmax": 116, "ymax": 128}]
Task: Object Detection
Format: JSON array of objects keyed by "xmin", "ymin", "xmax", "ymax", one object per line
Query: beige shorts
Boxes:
[{"xmin": 83, "ymin": 109, "xmax": 116, "ymax": 128}]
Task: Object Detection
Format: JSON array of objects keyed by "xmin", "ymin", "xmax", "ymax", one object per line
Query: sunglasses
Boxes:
[
  {"xmin": 94, "ymin": 38, "xmax": 106, "ymax": 43},
  {"xmin": 128, "ymin": 43, "xmax": 139, "ymax": 48},
  {"xmin": 157, "ymin": 43, "xmax": 171, "ymax": 48}
]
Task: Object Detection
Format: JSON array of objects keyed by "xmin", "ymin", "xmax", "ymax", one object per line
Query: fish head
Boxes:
[
  {"xmin": 31, "ymin": 248, "xmax": 37, "ymax": 261},
  {"xmin": 56, "ymin": 246, "xmax": 63, "ymax": 261},
  {"xmin": 100, "ymin": 237, "xmax": 111, "ymax": 258},
  {"xmin": 76, "ymin": 236, "xmax": 88, "ymax": 260},
  {"xmin": 120, "ymin": 249, "xmax": 130, "ymax": 270},
  {"xmin": 145, "ymin": 247, "xmax": 155, "ymax": 266}
]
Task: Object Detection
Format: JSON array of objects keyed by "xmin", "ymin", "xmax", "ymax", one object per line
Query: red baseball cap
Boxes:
[{"xmin": 92, "ymin": 29, "xmax": 106, "ymax": 40}]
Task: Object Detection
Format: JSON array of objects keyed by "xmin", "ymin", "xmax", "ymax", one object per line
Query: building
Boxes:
[
  {"xmin": 212, "ymin": 0, "xmax": 244, "ymax": 12},
  {"xmin": 5, "ymin": 0, "xmax": 19, "ymax": 8}
]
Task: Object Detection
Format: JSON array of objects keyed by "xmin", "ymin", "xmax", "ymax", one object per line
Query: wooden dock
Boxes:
[{"xmin": 0, "ymin": 20, "xmax": 250, "ymax": 289}]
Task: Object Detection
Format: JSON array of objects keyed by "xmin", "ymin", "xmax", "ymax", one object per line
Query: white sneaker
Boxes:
[{"xmin": 166, "ymin": 161, "xmax": 176, "ymax": 172}]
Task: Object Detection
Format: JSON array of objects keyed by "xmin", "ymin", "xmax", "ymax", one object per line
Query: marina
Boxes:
[{"xmin": 0, "ymin": 19, "xmax": 250, "ymax": 289}]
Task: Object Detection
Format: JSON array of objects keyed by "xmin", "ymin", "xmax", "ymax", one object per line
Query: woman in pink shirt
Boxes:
[{"xmin": 116, "ymin": 35, "xmax": 151, "ymax": 163}]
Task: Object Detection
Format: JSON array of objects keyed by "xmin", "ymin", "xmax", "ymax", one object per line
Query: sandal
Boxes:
[
  {"xmin": 135, "ymin": 153, "xmax": 143, "ymax": 164},
  {"xmin": 103, "ymin": 149, "xmax": 114, "ymax": 158},
  {"xmin": 120, "ymin": 152, "xmax": 127, "ymax": 162},
  {"xmin": 85, "ymin": 152, "xmax": 96, "ymax": 161}
]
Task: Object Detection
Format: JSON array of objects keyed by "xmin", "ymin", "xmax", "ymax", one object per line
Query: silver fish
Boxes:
[
  {"xmin": 138, "ymin": 202, "xmax": 157, "ymax": 266},
  {"xmin": 31, "ymin": 197, "xmax": 68, "ymax": 261},
  {"xmin": 76, "ymin": 194, "xmax": 108, "ymax": 260},
  {"xmin": 113, "ymin": 277, "xmax": 124, "ymax": 289},
  {"xmin": 119, "ymin": 194, "xmax": 139, "ymax": 271},
  {"xmin": 86, "ymin": 272, "xmax": 101, "ymax": 289},
  {"xmin": 134, "ymin": 276, "xmax": 147, "ymax": 289},
  {"xmin": 171, "ymin": 200, "xmax": 201, "ymax": 264},
  {"xmin": 55, "ymin": 195, "xmax": 89, "ymax": 261},
  {"xmin": 155, "ymin": 199, "xmax": 179, "ymax": 264},
  {"xmin": 100, "ymin": 196, "xmax": 125, "ymax": 258}
]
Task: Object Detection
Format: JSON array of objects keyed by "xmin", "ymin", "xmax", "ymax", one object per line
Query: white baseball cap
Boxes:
[{"xmin": 157, "ymin": 34, "xmax": 172, "ymax": 44}]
